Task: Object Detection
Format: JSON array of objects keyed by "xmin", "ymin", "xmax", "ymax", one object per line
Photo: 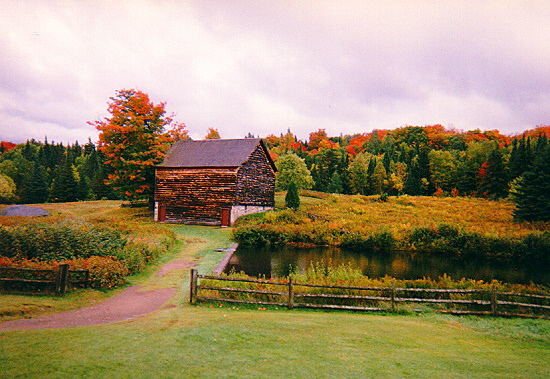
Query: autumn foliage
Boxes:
[
  {"xmin": 90, "ymin": 89, "xmax": 174, "ymax": 202},
  {"xmin": 204, "ymin": 127, "xmax": 221, "ymax": 139}
]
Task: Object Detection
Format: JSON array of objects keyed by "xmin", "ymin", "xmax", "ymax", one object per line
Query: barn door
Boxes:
[
  {"xmin": 158, "ymin": 203, "xmax": 166, "ymax": 222},
  {"xmin": 221, "ymin": 208, "xmax": 231, "ymax": 227}
]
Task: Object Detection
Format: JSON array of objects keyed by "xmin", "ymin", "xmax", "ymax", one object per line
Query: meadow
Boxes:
[
  {"xmin": 1, "ymin": 200, "xmax": 549, "ymax": 378},
  {"xmin": 233, "ymin": 192, "xmax": 550, "ymax": 262}
]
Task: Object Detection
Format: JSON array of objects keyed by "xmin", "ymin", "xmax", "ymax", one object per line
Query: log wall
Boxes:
[
  {"xmin": 155, "ymin": 142, "xmax": 276, "ymax": 225},
  {"xmin": 155, "ymin": 167, "xmax": 237, "ymax": 224},
  {"xmin": 236, "ymin": 144, "xmax": 276, "ymax": 206}
]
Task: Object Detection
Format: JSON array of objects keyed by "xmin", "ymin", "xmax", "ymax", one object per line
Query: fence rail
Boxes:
[
  {"xmin": 190, "ymin": 269, "xmax": 550, "ymax": 318},
  {"xmin": 0, "ymin": 264, "xmax": 89, "ymax": 295}
]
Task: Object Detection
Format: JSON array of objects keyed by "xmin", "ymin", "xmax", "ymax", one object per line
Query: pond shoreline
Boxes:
[
  {"xmin": 226, "ymin": 244, "xmax": 550, "ymax": 286},
  {"xmin": 213, "ymin": 242, "xmax": 239, "ymax": 275}
]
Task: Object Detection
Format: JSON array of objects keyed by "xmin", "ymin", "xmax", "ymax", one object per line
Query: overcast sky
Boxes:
[{"xmin": 1, "ymin": 1, "xmax": 549, "ymax": 144}]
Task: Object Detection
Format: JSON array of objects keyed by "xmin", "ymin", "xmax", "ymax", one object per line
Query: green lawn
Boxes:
[{"xmin": 1, "ymin": 221, "xmax": 549, "ymax": 378}]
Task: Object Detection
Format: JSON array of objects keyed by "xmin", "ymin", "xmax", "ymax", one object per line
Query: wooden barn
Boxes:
[{"xmin": 154, "ymin": 138, "xmax": 276, "ymax": 226}]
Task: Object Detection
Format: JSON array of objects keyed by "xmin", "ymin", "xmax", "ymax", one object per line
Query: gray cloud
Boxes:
[{"xmin": 1, "ymin": 1, "xmax": 549, "ymax": 144}]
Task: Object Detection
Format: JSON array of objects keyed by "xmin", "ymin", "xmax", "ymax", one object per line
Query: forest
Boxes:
[{"xmin": 1, "ymin": 124, "xmax": 549, "ymax": 215}]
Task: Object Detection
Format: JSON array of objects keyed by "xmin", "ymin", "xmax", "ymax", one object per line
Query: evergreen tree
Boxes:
[
  {"xmin": 327, "ymin": 171, "xmax": 344, "ymax": 194},
  {"xmin": 21, "ymin": 163, "xmax": 49, "ymax": 203},
  {"xmin": 417, "ymin": 147, "xmax": 432, "ymax": 194},
  {"xmin": 382, "ymin": 152, "xmax": 391, "ymax": 173},
  {"xmin": 513, "ymin": 145, "xmax": 550, "ymax": 221},
  {"xmin": 311, "ymin": 148, "xmax": 340, "ymax": 192},
  {"xmin": 534, "ymin": 133, "xmax": 548, "ymax": 154},
  {"xmin": 49, "ymin": 156, "xmax": 78, "ymax": 202},
  {"xmin": 509, "ymin": 136, "xmax": 532, "ymax": 180},
  {"xmin": 285, "ymin": 181, "xmax": 300, "ymax": 210},
  {"xmin": 76, "ymin": 175, "xmax": 92, "ymax": 201},
  {"xmin": 404, "ymin": 155, "xmax": 422, "ymax": 195},
  {"xmin": 508, "ymin": 139, "xmax": 522, "ymax": 180},
  {"xmin": 478, "ymin": 148, "xmax": 508, "ymax": 198}
]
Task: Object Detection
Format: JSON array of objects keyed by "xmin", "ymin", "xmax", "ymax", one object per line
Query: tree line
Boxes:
[
  {"xmin": 1, "ymin": 89, "xmax": 549, "ymax": 222},
  {"xmin": 0, "ymin": 138, "xmax": 117, "ymax": 204},
  {"xmin": 269, "ymin": 125, "xmax": 550, "ymax": 221}
]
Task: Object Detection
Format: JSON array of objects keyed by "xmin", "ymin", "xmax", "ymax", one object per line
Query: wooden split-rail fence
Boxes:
[
  {"xmin": 0, "ymin": 264, "xmax": 89, "ymax": 295},
  {"xmin": 189, "ymin": 269, "xmax": 550, "ymax": 318}
]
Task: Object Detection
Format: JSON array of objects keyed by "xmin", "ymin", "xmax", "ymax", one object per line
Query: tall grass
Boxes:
[
  {"xmin": 0, "ymin": 201, "xmax": 178, "ymax": 286},
  {"xmin": 232, "ymin": 193, "xmax": 550, "ymax": 262}
]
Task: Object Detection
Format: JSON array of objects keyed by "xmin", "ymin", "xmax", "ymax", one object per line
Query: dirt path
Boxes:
[{"xmin": 0, "ymin": 259, "xmax": 196, "ymax": 332}]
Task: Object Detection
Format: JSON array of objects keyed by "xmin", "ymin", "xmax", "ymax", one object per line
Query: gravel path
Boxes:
[{"xmin": 0, "ymin": 259, "xmax": 196, "ymax": 332}]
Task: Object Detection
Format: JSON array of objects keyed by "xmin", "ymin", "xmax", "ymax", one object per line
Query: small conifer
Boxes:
[{"xmin": 285, "ymin": 181, "xmax": 300, "ymax": 210}]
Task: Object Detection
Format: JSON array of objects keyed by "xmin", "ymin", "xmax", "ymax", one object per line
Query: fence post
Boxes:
[
  {"xmin": 190, "ymin": 269, "xmax": 198, "ymax": 304},
  {"xmin": 55, "ymin": 264, "xmax": 70, "ymax": 295},
  {"xmin": 288, "ymin": 276, "xmax": 294, "ymax": 310},
  {"xmin": 390, "ymin": 285, "xmax": 396, "ymax": 312},
  {"xmin": 491, "ymin": 287, "xmax": 498, "ymax": 316}
]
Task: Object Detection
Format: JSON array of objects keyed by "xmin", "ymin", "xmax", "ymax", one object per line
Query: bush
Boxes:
[
  {"xmin": 232, "ymin": 226, "xmax": 289, "ymax": 247},
  {"xmin": 1, "ymin": 221, "xmax": 127, "ymax": 261},
  {"xmin": 340, "ymin": 230, "xmax": 396, "ymax": 252},
  {"xmin": 68, "ymin": 256, "xmax": 128, "ymax": 289},
  {"xmin": 407, "ymin": 224, "xmax": 522, "ymax": 260},
  {"xmin": 521, "ymin": 232, "xmax": 550, "ymax": 262},
  {"xmin": 0, "ymin": 256, "xmax": 128, "ymax": 289}
]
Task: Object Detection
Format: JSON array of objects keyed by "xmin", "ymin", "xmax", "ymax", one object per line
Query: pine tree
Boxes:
[
  {"xmin": 417, "ymin": 147, "xmax": 432, "ymax": 195},
  {"xmin": 513, "ymin": 145, "xmax": 550, "ymax": 221},
  {"xmin": 285, "ymin": 181, "xmax": 300, "ymax": 210},
  {"xmin": 404, "ymin": 155, "xmax": 422, "ymax": 195},
  {"xmin": 508, "ymin": 138, "xmax": 522, "ymax": 180},
  {"xmin": 21, "ymin": 163, "xmax": 49, "ymax": 203},
  {"xmin": 478, "ymin": 148, "xmax": 508, "ymax": 199},
  {"xmin": 49, "ymin": 157, "xmax": 78, "ymax": 202},
  {"xmin": 327, "ymin": 171, "xmax": 344, "ymax": 194}
]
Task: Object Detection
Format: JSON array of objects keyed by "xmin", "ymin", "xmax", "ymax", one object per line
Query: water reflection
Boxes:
[{"xmin": 225, "ymin": 246, "xmax": 549, "ymax": 285}]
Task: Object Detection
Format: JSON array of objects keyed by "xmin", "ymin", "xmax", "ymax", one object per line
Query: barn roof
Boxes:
[{"xmin": 157, "ymin": 138, "xmax": 276, "ymax": 171}]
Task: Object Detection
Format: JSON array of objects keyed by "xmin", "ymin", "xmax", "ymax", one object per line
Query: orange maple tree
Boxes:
[
  {"xmin": 90, "ymin": 89, "xmax": 174, "ymax": 202},
  {"xmin": 205, "ymin": 128, "xmax": 221, "ymax": 139},
  {"xmin": 168, "ymin": 122, "xmax": 190, "ymax": 141}
]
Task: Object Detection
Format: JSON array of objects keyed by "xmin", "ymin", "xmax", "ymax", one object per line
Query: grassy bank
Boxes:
[
  {"xmin": 0, "ymin": 201, "xmax": 179, "ymax": 320},
  {"xmin": 1, "ymin": 201, "xmax": 549, "ymax": 378},
  {"xmin": 232, "ymin": 193, "xmax": 550, "ymax": 261}
]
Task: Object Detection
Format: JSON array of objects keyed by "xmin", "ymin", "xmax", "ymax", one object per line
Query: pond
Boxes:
[{"xmin": 225, "ymin": 245, "xmax": 550, "ymax": 285}]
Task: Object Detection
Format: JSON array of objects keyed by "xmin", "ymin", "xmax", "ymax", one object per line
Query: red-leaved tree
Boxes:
[{"xmin": 90, "ymin": 89, "xmax": 174, "ymax": 203}]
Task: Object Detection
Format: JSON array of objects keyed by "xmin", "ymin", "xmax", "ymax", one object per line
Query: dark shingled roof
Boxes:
[{"xmin": 157, "ymin": 138, "xmax": 276, "ymax": 170}]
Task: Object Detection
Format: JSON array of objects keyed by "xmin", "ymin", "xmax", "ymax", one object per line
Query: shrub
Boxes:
[
  {"xmin": 0, "ymin": 256, "xmax": 128, "ymax": 289},
  {"xmin": 1, "ymin": 221, "xmax": 127, "ymax": 261},
  {"xmin": 232, "ymin": 226, "xmax": 289, "ymax": 247},
  {"xmin": 68, "ymin": 256, "xmax": 128, "ymax": 289},
  {"xmin": 407, "ymin": 224, "xmax": 521, "ymax": 260},
  {"xmin": 408, "ymin": 227, "xmax": 439, "ymax": 249},
  {"xmin": 340, "ymin": 230, "xmax": 396, "ymax": 252},
  {"xmin": 521, "ymin": 232, "xmax": 550, "ymax": 263}
]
